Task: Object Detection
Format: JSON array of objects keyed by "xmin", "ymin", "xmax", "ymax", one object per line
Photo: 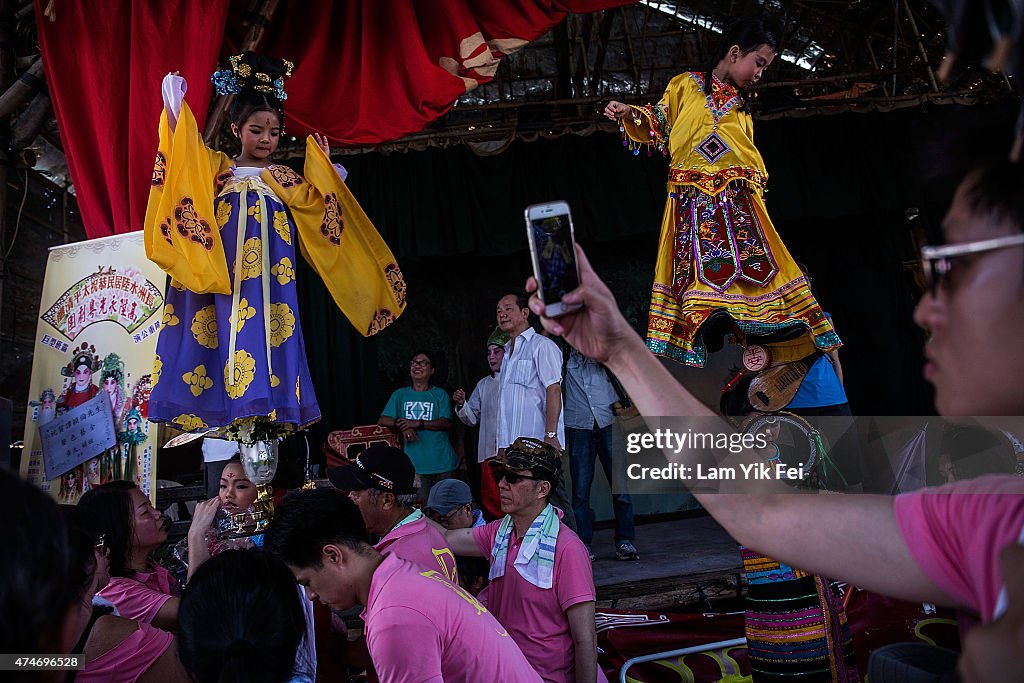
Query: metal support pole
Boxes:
[{"xmin": 901, "ymin": 0, "xmax": 939, "ymax": 92}]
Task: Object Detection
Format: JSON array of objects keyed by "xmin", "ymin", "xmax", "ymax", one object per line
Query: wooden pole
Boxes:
[
  {"xmin": 0, "ymin": 0, "xmax": 17, "ymax": 328},
  {"xmin": 11, "ymin": 91, "xmax": 52, "ymax": 150},
  {"xmin": 0, "ymin": 57, "xmax": 43, "ymax": 119},
  {"xmin": 203, "ymin": 0, "xmax": 282, "ymax": 146}
]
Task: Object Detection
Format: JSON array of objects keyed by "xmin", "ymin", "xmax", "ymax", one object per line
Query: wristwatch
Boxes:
[{"xmin": 545, "ymin": 431, "xmax": 557, "ymax": 438}]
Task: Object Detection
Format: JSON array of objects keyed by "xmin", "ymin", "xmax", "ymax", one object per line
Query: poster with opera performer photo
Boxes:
[{"xmin": 20, "ymin": 232, "xmax": 162, "ymax": 503}]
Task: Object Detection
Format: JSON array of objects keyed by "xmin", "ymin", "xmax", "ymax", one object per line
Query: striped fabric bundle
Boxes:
[{"xmin": 741, "ymin": 547, "xmax": 860, "ymax": 682}]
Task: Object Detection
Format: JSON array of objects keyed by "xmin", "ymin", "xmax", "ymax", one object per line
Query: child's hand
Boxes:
[
  {"xmin": 604, "ymin": 101, "xmax": 629, "ymax": 121},
  {"xmin": 313, "ymin": 132, "xmax": 330, "ymax": 156}
]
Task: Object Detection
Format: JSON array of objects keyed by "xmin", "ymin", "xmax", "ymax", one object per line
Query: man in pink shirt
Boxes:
[
  {"xmin": 445, "ymin": 437, "xmax": 601, "ymax": 683},
  {"xmin": 266, "ymin": 488, "xmax": 543, "ymax": 683},
  {"xmin": 523, "ymin": 158, "xmax": 1024, "ymax": 683},
  {"xmin": 328, "ymin": 444, "xmax": 459, "ymax": 584}
]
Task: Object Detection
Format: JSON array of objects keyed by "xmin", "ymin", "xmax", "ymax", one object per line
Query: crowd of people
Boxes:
[
  {"xmin": 7, "ymin": 14, "xmax": 1024, "ymax": 683},
  {"xmin": 7, "ymin": 157, "xmax": 1024, "ymax": 683}
]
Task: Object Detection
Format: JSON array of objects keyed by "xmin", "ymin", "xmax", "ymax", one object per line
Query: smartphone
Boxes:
[{"xmin": 525, "ymin": 201, "xmax": 582, "ymax": 317}]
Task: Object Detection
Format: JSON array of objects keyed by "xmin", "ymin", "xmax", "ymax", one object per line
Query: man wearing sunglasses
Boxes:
[
  {"xmin": 524, "ymin": 159, "xmax": 1024, "ymax": 683},
  {"xmin": 444, "ymin": 437, "xmax": 600, "ymax": 683}
]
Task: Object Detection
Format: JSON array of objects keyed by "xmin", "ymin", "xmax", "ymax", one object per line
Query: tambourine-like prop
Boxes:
[{"xmin": 741, "ymin": 411, "xmax": 848, "ymax": 490}]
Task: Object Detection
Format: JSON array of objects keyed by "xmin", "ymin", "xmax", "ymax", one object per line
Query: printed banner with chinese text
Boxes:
[{"xmin": 20, "ymin": 232, "xmax": 163, "ymax": 503}]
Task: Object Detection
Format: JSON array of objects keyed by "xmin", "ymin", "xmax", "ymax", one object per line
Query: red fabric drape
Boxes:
[
  {"xmin": 37, "ymin": 0, "xmax": 632, "ymax": 238},
  {"xmin": 268, "ymin": 0, "xmax": 634, "ymax": 144},
  {"xmin": 35, "ymin": 0, "xmax": 230, "ymax": 237}
]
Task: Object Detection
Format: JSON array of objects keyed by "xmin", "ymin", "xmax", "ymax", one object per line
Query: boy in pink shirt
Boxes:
[
  {"xmin": 328, "ymin": 445, "xmax": 459, "ymax": 584},
  {"xmin": 447, "ymin": 438, "xmax": 602, "ymax": 683},
  {"xmin": 266, "ymin": 488, "xmax": 542, "ymax": 683}
]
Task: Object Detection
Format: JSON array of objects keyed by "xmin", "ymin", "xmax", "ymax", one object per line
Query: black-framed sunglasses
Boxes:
[
  {"xmin": 496, "ymin": 469, "xmax": 542, "ymax": 485},
  {"xmin": 409, "ymin": 359, "xmax": 433, "ymax": 368},
  {"xmin": 920, "ymin": 233, "xmax": 1024, "ymax": 295}
]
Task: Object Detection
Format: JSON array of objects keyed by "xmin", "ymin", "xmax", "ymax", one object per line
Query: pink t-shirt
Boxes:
[
  {"xmin": 363, "ymin": 554, "xmax": 542, "ymax": 683},
  {"xmin": 473, "ymin": 518, "xmax": 596, "ymax": 683},
  {"xmin": 376, "ymin": 514, "xmax": 460, "ymax": 585},
  {"xmin": 894, "ymin": 474, "xmax": 1024, "ymax": 621},
  {"xmin": 96, "ymin": 563, "xmax": 177, "ymax": 623},
  {"xmin": 77, "ymin": 620, "xmax": 173, "ymax": 683}
]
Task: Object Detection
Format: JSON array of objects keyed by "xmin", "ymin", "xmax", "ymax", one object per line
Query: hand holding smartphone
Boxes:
[{"xmin": 525, "ymin": 201, "xmax": 582, "ymax": 317}]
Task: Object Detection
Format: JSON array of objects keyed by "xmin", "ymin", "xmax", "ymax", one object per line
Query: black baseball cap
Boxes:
[{"xmin": 327, "ymin": 445, "xmax": 417, "ymax": 494}]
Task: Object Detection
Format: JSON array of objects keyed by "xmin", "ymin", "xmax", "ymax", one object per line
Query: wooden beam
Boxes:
[
  {"xmin": 0, "ymin": 58, "xmax": 43, "ymax": 120},
  {"xmin": 11, "ymin": 91, "xmax": 51, "ymax": 150},
  {"xmin": 554, "ymin": 21, "xmax": 571, "ymax": 100},
  {"xmin": 589, "ymin": 10, "xmax": 616, "ymax": 96},
  {"xmin": 619, "ymin": 6, "xmax": 642, "ymax": 95},
  {"xmin": 0, "ymin": 0, "xmax": 16, "ymax": 324},
  {"xmin": 203, "ymin": 0, "xmax": 282, "ymax": 146}
]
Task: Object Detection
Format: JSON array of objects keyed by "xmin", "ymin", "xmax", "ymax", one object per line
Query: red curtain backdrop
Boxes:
[
  {"xmin": 37, "ymin": 0, "xmax": 633, "ymax": 238},
  {"xmin": 35, "ymin": 0, "xmax": 230, "ymax": 237}
]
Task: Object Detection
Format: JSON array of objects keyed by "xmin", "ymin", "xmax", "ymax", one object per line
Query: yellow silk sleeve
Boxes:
[
  {"xmin": 262, "ymin": 138, "xmax": 407, "ymax": 337},
  {"xmin": 143, "ymin": 101, "xmax": 233, "ymax": 295},
  {"xmin": 621, "ymin": 76, "xmax": 682, "ymax": 147}
]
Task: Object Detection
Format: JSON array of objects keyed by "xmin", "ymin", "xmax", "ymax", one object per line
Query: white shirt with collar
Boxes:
[
  {"xmin": 456, "ymin": 373, "xmax": 501, "ymax": 463},
  {"xmin": 495, "ymin": 327, "xmax": 564, "ymax": 449}
]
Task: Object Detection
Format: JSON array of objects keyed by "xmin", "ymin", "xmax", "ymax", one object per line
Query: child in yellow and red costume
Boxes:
[
  {"xmin": 144, "ymin": 53, "xmax": 406, "ymax": 433},
  {"xmin": 605, "ymin": 19, "xmax": 839, "ymax": 367}
]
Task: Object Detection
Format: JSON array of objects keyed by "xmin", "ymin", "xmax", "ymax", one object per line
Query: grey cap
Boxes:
[{"xmin": 425, "ymin": 479, "xmax": 473, "ymax": 516}]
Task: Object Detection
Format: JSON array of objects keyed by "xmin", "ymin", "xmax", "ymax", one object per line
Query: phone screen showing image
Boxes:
[{"xmin": 530, "ymin": 213, "xmax": 580, "ymax": 303}]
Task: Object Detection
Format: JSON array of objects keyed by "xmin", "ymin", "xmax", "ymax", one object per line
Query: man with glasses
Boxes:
[
  {"xmin": 329, "ymin": 445, "xmax": 459, "ymax": 584},
  {"xmin": 444, "ymin": 437, "xmax": 599, "ymax": 683},
  {"xmin": 427, "ymin": 479, "xmax": 491, "ymax": 598},
  {"xmin": 379, "ymin": 350, "xmax": 459, "ymax": 502},
  {"xmin": 426, "ymin": 479, "xmax": 486, "ymax": 530},
  {"xmin": 524, "ymin": 158, "xmax": 1024, "ymax": 683}
]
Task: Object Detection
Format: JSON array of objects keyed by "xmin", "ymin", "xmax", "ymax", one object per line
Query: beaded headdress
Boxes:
[
  {"xmin": 100, "ymin": 352, "xmax": 125, "ymax": 384},
  {"xmin": 486, "ymin": 326, "xmax": 510, "ymax": 348},
  {"xmin": 121, "ymin": 408, "xmax": 147, "ymax": 443},
  {"xmin": 62, "ymin": 342, "xmax": 100, "ymax": 377},
  {"xmin": 211, "ymin": 51, "xmax": 294, "ymax": 101}
]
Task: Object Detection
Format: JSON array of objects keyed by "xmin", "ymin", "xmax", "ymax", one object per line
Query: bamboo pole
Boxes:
[
  {"xmin": 11, "ymin": 91, "xmax": 52, "ymax": 150},
  {"xmin": 0, "ymin": 58, "xmax": 43, "ymax": 120},
  {"xmin": 0, "ymin": 0, "xmax": 16, "ymax": 324}
]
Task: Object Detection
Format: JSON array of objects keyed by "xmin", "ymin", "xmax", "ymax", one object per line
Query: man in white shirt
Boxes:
[
  {"xmin": 453, "ymin": 326, "xmax": 509, "ymax": 518},
  {"xmin": 494, "ymin": 293, "xmax": 574, "ymax": 527}
]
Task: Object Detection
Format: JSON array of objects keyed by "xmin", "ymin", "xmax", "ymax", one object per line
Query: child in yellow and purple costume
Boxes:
[
  {"xmin": 606, "ymin": 19, "xmax": 839, "ymax": 367},
  {"xmin": 145, "ymin": 53, "xmax": 406, "ymax": 434}
]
